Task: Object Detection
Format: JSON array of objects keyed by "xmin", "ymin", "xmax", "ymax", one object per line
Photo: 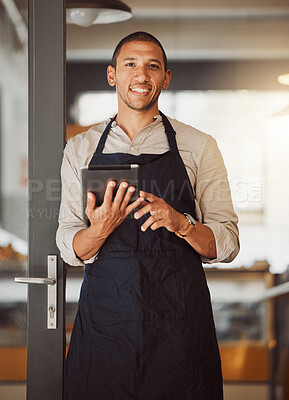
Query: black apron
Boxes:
[{"xmin": 65, "ymin": 112, "xmax": 223, "ymax": 400}]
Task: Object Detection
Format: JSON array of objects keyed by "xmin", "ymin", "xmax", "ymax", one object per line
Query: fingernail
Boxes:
[
  {"xmin": 141, "ymin": 226, "xmax": 145, "ymax": 232},
  {"xmin": 134, "ymin": 212, "xmax": 138, "ymax": 219},
  {"xmin": 140, "ymin": 191, "xmax": 144, "ymax": 196},
  {"xmin": 87, "ymin": 193, "xmax": 93, "ymax": 200},
  {"xmin": 139, "ymin": 197, "xmax": 144, "ymax": 201},
  {"xmin": 122, "ymin": 182, "xmax": 128, "ymax": 188},
  {"xmin": 129, "ymin": 186, "xmax": 135, "ymax": 192},
  {"xmin": 110, "ymin": 181, "xmax": 115, "ymax": 187}
]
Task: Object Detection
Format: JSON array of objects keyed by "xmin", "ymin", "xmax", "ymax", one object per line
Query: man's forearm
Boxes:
[
  {"xmin": 182, "ymin": 221, "xmax": 217, "ymax": 259},
  {"xmin": 73, "ymin": 217, "xmax": 217, "ymax": 262},
  {"xmin": 73, "ymin": 227, "xmax": 107, "ymax": 261}
]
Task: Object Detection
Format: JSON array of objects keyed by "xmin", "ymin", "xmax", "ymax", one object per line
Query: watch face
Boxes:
[{"xmin": 184, "ymin": 213, "xmax": 196, "ymax": 227}]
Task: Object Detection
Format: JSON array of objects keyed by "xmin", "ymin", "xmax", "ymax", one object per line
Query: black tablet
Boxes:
[{"xmin": 80, "ymin": 164, "xmax": 140, "ymax": 225}]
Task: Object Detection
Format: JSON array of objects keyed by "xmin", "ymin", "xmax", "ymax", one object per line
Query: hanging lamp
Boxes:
[{"xmin": 66, "ymin": 0, "xmax": 132, "ymax": 27}]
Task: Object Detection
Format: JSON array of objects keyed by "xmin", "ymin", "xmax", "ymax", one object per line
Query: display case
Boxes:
[{"xmin": 205, "ymin": 262, "xmax": 274, "ymax": 400}]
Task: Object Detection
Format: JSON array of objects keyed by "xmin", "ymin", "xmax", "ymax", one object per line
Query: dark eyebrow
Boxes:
[
  {"xmin": 149, "ymin": 59, "xmax": 162, "ymax": 65},
  {"xmin": 121, "ymin": 57, "xmax": 162, "ymax": 65},
  {"xmin": 122, "ymin": 57, "xmax": 135, "ymax": 62}
]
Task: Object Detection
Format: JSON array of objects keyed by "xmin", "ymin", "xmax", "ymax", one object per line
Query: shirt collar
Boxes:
[{"xmin": 111, "ymin": 113, "xmax": 163, "ymax": 129}]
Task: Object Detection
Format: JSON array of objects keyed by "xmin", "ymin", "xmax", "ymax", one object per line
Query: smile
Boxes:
[{"xmin": 130, "ymin": 88, "xmax": 150, "ymax": 93}]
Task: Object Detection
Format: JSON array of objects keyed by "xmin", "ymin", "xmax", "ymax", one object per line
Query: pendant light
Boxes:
[{"xmin": 66, "ymin": 0, "xmax": 132, "ymax": 27}]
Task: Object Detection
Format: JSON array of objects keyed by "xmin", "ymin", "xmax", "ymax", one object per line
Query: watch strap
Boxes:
[{"xmin": 175, "ymin": 213, "xmax": 196, "ymax": 238}]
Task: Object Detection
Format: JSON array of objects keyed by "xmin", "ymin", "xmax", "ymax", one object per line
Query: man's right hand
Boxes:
[
  {"xmin": 86, "ymin": 180, "xmax": 144, "ymax": 238},
  {"xmin": 73, "ymin": 180, "xmax": 143, "ymax": 262}
]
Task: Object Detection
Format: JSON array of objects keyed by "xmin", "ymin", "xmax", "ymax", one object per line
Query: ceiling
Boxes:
[
  {"xmin": 1, "ymin": 0, "xmax": 288, "ymax": 62},
  {"xmin": 66, "ymin": 0, "xmax": 289, "ymax": 61}
]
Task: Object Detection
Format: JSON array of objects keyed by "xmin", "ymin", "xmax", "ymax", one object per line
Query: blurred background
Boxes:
[{"xmin": 0, "ymin": 0, "xmax": 289, "ymax": 399}]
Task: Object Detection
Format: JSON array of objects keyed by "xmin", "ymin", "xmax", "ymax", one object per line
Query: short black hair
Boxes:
[{"xmin": 111, "ymin": 31, "xmax": 168, "ymax": 71}]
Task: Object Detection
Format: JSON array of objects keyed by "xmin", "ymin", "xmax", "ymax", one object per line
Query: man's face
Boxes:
[{"xmin": 107, "ymin": 41, "xmax": 171, "ymax": 113}]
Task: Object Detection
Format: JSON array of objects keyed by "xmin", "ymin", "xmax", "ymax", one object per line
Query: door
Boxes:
[{"xmin": 0, "ymin": 0, "xmax": 65, "ymax": 399}]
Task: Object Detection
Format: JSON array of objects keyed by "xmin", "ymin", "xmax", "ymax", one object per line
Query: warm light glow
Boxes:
[
  {"xmin": 277, "ymin": 73, "xmax": 289, "ymax": 86},
  {"xmin": 78, "ymin": 92, "xmax": 117, "ymax": 125}
]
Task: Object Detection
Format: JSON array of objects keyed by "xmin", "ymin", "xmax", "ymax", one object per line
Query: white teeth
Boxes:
[{"xmin": 131, "ymin": 88, "xmax": 149, "ymax": 93}]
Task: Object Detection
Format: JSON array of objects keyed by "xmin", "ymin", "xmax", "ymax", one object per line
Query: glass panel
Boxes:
[
  {"xmin": 0, "ymin": 1, "xmax": 28, "ymax": 399},
  {"xmin": 212, "ymin": 301, "xmax": 265, "ymax": 342},
  {"xmin": 207, "ymin": 276, "xmax": 267, "ymax": 342}
]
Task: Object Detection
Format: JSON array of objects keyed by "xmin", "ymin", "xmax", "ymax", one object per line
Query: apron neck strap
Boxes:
[
  {"xmin": 95, "ymin": 115, "xmax": 117, "ymax": 153},
  {"xmin": 159, "ymin": 111, "xmax": 178, "ymax": 152},
  {"xmin": 95, "ymin": 111, "xmax": 177, "ymax": 154}
]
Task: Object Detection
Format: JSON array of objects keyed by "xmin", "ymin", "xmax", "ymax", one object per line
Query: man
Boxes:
[{"xmin": 57, "ymin": 31, "xmax": 239, "ymax": 400}]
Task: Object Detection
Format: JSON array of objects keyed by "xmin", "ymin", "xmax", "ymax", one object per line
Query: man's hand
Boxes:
[
  {"xmin": 86, "ymin": 180, "xmax": 144, "ymax": 238},
  {"xmin": 133, "ymin": 190, "xmax": 217, "ymax": 259},
  {"xmin": 73, "ymin": 180, "xmax": 143, "ymax": 261},
  {"xmin": 133, "ymin": 191, "xmax": 189, "ymax": 234}
]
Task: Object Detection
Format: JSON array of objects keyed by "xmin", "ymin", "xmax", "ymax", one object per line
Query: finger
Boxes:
[
  {"xmin": 113, "ymin": 181, "xmax": 128, "ymax": 206},
  {"xmin": 134, "ymin": 204, "xmax": 154, "ymax": 220},
  {"xmin": 121, "ymin": 185, "xmax": 136, "ymax": 208},
  {"xmin": 140, "ymin": 215, "xmax": 161, "ymax": 232},
  {"xmin": 85, "ymin": 192, "xmax": 96, "ymax": 217},
  {"xmin": 150, "ymin": 220, "xmax": 164, "ymax": 231},
  {"xmin": 103, "ymin": 180, "xmax": 116, "ymax": 205},
  {"xmin": 125, "ymin": 196, "xmax": 144, "ymax": 216},
  {"xmin": 138, "ymin": 199, "xmax": 149, "ymax": 209},
  {"xmin": 139, "ymin": 191, "xmax": 159, "ymax": 202}
]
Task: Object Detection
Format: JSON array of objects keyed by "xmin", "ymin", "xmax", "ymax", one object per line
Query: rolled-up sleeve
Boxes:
[
  {"xmin": 194, "ymin": 136, "xmax": 240, "ymax": 264},
  {"xmin": 56, "ymin": 141, "xmax": 98, "ymax": 266}
]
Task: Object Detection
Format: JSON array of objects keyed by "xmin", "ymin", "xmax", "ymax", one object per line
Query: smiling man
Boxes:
[
  {"xmin": 108, "ymin": 40, "xmax": 170, "ymax": 120},
  {"xmin": 57, "ymin": 32, "xmax": 239, "ymax": 400}
]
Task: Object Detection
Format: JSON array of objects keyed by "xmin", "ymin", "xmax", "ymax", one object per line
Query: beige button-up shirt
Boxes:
[{"xmin": 56, "ymin": 115, "xmax": 239, "ymax": 266}]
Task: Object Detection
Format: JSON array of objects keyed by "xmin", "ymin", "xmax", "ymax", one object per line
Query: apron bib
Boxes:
[{"xmin": 65, "ymin": 112, "xmax": 223, "ymax": 400}]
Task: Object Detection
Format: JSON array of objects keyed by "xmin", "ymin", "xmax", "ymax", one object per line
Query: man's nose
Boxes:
[{"xmin": 134, "ymin": 66, "xmax": 149, "ymax": 82}]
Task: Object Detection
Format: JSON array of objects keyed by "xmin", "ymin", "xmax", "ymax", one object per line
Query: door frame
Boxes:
[{"xmin": 27, "ymin": 0, "xmax": 65, "ymax": 398}]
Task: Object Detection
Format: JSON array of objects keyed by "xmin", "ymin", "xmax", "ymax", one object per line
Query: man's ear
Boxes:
[
  {"xmin": 107, "ymin": 65, "xmax": 116, "ymax": 87},
  {"xmin": 162, "ymin": 69, "xmax": 171, "ymax": 91}
]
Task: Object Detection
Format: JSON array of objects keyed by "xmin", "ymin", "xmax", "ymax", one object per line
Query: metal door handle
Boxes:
[
  {"xmin": 15, "ymin": 255, "xmax": 57, "ymax": 330},
  {"xmin": 15, "ymin": 277, "xmax": 56, "ymax": 285}
]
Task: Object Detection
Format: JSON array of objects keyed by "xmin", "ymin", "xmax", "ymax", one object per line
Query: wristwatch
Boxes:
[{"xmin": 175, "ymin": 213, "xmax": 196, "ymax": 238}]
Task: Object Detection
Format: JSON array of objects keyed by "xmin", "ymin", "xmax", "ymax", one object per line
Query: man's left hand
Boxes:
[{"xmin": 134, "ymin": 191, "xmax": 188, "ymax": 234}]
